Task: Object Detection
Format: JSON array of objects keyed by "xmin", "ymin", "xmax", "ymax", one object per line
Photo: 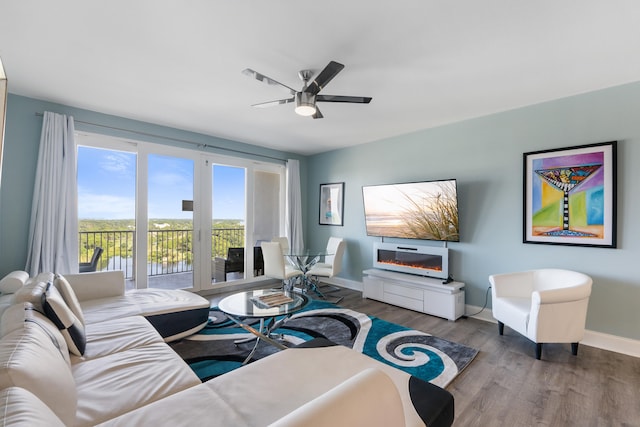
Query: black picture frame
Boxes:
[{"xmin": 523, "ymin": 141, "xmax": 617, "ymax": 248}]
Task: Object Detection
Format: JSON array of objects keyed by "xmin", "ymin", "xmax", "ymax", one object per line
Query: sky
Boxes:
[{"xmin": 77, "ymin": 146, "xmax": 245, "ymax": 220}]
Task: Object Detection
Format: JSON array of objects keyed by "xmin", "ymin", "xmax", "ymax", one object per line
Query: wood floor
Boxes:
[{"xmin": 208, "ymin": 286, "xmax": 640, "ymax": 427}]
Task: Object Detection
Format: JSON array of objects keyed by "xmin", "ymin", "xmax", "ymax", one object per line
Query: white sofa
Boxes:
[{"xmin": 0, "ymin": 270, "xmax": 454, "ymax": 426}]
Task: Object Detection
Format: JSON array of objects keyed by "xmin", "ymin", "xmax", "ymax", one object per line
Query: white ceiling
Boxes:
[{"xmin": 2, "ymin": 1, "xmax": 640, "ymax": 156}]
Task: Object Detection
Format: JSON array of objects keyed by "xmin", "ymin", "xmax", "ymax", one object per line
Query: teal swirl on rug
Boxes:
[{"xmin": 170, "ymin": 300, "xmax": 478, "ymax": 387}]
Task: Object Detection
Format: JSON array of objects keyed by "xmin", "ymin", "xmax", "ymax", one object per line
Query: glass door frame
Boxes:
[
  {"xmin": 196, "ymin": 152, "xmax": 286, "ymax": 292},
  {"xmin": 137, "ymin": 144, "xmax": 199, "ymax": 291}
]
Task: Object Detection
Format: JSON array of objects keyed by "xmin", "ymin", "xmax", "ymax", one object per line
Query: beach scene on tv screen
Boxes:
[{"xmin": 363, "ymin": 180, "xmax": 459, "ymax": 241}]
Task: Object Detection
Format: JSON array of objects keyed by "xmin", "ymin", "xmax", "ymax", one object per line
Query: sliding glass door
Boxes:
[
  {"xmin": 77, "ymin": 132, "xmax": 285, "ymax": 291},
  {"xmin": 202, "ymin": 158, "xmax": 285, "ymax": 289}
]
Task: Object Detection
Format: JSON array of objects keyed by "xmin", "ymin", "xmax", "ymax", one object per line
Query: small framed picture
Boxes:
[
  {"xmin": 523, "ymin": 141, "xmax": 617, "ymax": 248},
  {"xmin": 319, "ymin": 182, "xmax": 344, "ymax": 226}
]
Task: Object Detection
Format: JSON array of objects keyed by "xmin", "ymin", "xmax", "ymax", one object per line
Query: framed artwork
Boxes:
[
  {"xmin": 523, "ymin": 141, "xmax": 617, "ymax": 248},
  {"xmin": 319, "ymin": 182, "xmax": 344, "ymax": 226}
]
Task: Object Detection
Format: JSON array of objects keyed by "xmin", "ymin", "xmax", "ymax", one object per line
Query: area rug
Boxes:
[{"xmin": 170, "ymin": 300, "xmax": 478, "ymax": 388}]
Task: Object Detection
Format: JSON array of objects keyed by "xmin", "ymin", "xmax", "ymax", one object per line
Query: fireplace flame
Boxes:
[{"xmin": 377, "ymin": 260, "xmax": 442, "ymax": 272}]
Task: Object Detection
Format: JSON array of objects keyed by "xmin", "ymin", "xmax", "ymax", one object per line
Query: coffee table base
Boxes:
[
  {"xmin": 226, "ymin": 316, "xmax": 289, "ymax": 365},
  {"xmin": 218, "ymin": 288, "xmax": 309, "ymax": 364}
]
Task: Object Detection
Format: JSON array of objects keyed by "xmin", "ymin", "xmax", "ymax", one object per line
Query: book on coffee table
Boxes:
[{"xmin": 251, "ymin": 292, "xmax": 294, "ymax": 308}]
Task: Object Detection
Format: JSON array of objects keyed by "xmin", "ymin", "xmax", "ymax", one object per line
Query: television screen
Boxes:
[{"xmin": 362, "ymin": 179, "xmax": 459, "ymax": 241}]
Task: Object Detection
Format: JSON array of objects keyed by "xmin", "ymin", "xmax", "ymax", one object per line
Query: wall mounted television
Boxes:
[{"xmin": 362, "ymin": 179, "xmax": 459, "ymax": 241}]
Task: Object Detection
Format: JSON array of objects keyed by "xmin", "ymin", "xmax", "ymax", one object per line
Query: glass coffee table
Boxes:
[{"xmin": 218, "ymin": 288, "xmax": 309, "ymax": 364}]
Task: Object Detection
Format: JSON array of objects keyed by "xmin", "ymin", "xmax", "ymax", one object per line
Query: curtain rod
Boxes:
[{"xmin": 34, "ymin": 112, "xmax": 288, "ymax": 163}]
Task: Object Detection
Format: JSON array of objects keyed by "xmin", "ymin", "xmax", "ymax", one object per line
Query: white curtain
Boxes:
[
  {"xmin": 25, "ymin": 112, "xmax": 78, "ymax": 276},
  {"xmin": 285, "ymin": 159, "xmax": 304, "ymax": 253}
]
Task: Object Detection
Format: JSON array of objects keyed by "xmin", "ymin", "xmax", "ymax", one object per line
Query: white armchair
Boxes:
[{"xmin": 489, "ymin": 269, "xmax": 592, "ymax": 360}]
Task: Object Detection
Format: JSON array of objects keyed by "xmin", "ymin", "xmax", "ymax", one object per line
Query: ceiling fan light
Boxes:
[{"xmin": 295, "ymin": 92, "xmax": 316, "ymax": 116}]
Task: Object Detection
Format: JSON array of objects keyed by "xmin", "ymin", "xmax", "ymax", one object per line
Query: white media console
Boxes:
[{"xmin": 362, "ymin": 268, "xmax": 465, "ymax": 321}]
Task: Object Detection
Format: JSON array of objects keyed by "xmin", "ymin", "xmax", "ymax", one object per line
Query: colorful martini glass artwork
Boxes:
[{"xmin": 531, "ymin": 149, "xmax": 605, "ymax": 238}]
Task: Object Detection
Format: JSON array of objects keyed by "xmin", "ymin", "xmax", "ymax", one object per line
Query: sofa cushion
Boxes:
[
  {"xmin": 492, "ymin": 296, "xmax": 531, "ymax": 337},
  {"xmin": 0, "ymin": 270, "xmax": 29, "ymax": 294},
  {"xmin": 269, "ymin": 368, "xmax": 405, "ymax": 427},
  {"xmin": 0, "ymin": 294, "xmax": 15, "ymax": 322},
  {"xmin": 0, "ymin": 302, "xmax": 70, "ymax": 365},
  {"xmin": 96, "ymin": 369, "xmax": 404, "ymax": 427},
  {"xmin": 79, "ymin": 296, "xmax": 140, "ymax": 324},
  {"xmin": 71, "ymin": 315, "xmax": 164, "ymax": 362},
  {"xmin": 0, "ymin": 322, "xmax": 77, "ymax": 426},
  {"xmin": 94, "ymin": 383, "xmax": 231, "ymax": 427},
  {"xmin": 71, "ymin": 342, "xmax": 201, "ymax": 427},
  {"xmin": 42, "ymin": 283, "xmax": 86, "ymax": 356},
  {"xmin": 79, "ymin": 288, "xmax": 209, "ymax": 341},
  {"xmin": 205, "ymin": 345, "xmax": 452, "ymax": 427},
  {"xmin": 54, "ymin": 274, "xmax": 86, "ymax": 326},
  {"xmin": 0, "ymin": 387, "xmax": 66, "ymax": 427}
]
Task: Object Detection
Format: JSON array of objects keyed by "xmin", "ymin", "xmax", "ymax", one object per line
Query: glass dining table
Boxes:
[{"xmin": 285, "ymin": 249, "xmax": 333, "ymax": 296}]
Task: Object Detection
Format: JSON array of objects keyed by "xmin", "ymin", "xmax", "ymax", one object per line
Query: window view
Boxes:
[
  {"xmin": 147, "ymin": 154, "xmax": 194, "ymax": 289},
  {"xmin": 211, "ymin": 164, "xmax": 246, "ymax": 283},
  {"xmin": 77, "ymin": 145, "xmax": 136, "ymax": 282}
]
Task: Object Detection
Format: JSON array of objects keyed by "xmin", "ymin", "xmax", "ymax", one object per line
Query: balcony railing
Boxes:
[{"xmin": 79, "ymin": 227, "xmax": 245, "ymax": 279}]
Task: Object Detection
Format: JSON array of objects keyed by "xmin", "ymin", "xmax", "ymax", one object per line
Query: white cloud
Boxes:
[
  {"xmin": 100, "ymin": 153, "xmax": 134, "ymax": 176},
  {"xmin": 78, "ymin": 192, "xmax": 135, "ymax": 219}
]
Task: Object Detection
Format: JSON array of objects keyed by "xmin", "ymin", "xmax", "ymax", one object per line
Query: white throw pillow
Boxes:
[
  {"xmin": 13, "ymin": 280, "xmax": 49, "ymax": 311},
  {"xmin": 0, "ymin": 270, "xmax": 29, "ymax": 294},
  {"xmin": 26, "ymin": 272, "xmax": 55, "ymax": 286},
  {"xmin": 54, "ymin": 274, "xmax": 86, "ymax": 326},
  {"xmin": 42, "ymin": 283, "xmax": 86, "ymax": 356}
]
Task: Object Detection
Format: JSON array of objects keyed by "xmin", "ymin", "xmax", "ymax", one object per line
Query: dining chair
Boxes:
[
  {"xmin": 305, "ymin": 237, "xmax": 346, "ymax": 302},
  {"xmin": 271, "ymin": 236, "xmax": 289, "ymax": 254},
  {"xmin": 271, "ymin": 236, "xmax": 296, "ymax": 268},
  {"xmin": 261, "ymin": 241, "xmax": 303, "ymax": 291}
]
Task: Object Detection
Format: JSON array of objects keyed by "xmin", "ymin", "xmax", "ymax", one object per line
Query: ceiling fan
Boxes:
[{"xmin": 242, "ymin": 60, "xmax": 372, "ymax": 119}]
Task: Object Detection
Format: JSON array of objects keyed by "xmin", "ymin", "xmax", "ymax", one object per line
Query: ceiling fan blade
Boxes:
[
  {"xmin": 312, "ymin": 106, "xmax": 324, "ymax": 119},
  {"xmin": 304, "ymin": 61, "xmax": 345, "ymax": 95},
  {"xmin": 317, "ymin": 95, "xmax": 372, "ymax": 104},
  {"xmin": 251, "ymin": 98, "xmax": 295, "ymax": 108},
  {"xmin": 242, "ymin": 68, "xmax": 297, "ymax": 95}
]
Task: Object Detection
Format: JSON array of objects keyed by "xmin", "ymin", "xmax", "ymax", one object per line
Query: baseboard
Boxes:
[
  {"xmin": 465, "ymin": 304, "xmax": 640, "ymax": 359},
  {"xmin": 464, "ymin": 304, "xmax": 496, "ymax": 323},
  {"xmin": 318, "ymin": 276, "xmax": 363, "ymax": 292},
  {"xmin": 581, "ymin": 330, "xmax": 640, "ymax": 358}
]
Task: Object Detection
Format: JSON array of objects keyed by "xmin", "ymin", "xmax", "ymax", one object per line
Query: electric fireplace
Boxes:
[{"xmin": 372, "ymin": 242, "xmax": 449, "ymax": 280}]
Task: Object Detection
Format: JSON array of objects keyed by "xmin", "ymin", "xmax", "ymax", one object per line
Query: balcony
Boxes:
[{"xmin": 78, "ymin": 227, "xmax": 245, "ymax": 290}]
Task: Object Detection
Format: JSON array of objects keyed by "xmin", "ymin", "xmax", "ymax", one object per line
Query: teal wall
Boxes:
[
  {"xmin": 3, "ymin": 82, "xmax": 640, "ymax": 341},
  {"xmin": 0, "ymin": 94, "xmax": 305, "ymax": 279},
  {"xmin": 306, "ymin": 81, "xmax": 640, "ymax": 341}
]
